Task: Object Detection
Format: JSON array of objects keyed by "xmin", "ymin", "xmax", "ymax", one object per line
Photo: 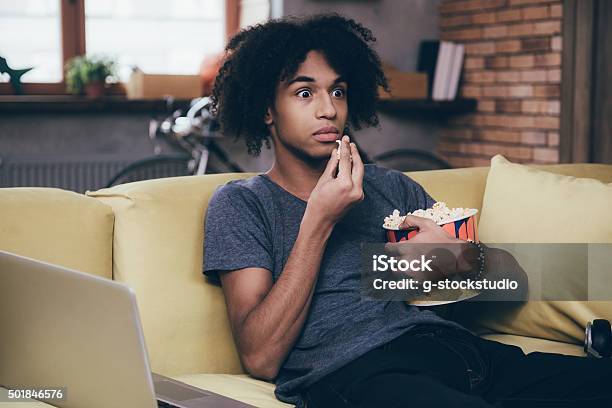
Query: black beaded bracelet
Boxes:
[{"xmin": 466, "ymin": 240, "xmax": 486, "ymax": 280}]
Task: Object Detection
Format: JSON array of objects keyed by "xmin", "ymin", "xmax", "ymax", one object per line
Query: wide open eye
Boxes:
[
  {"xmin": 296, "ymin": 89, "xmax": 312, "ymax": 98},
  {"xmin": 331, "ymin": 88, "xmax": 346, "ymax": 98}
]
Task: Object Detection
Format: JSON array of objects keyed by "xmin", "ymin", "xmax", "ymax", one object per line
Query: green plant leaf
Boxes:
[{"xmin": 64, "ymin": 54, "xmax": 117, "ymax": 94}]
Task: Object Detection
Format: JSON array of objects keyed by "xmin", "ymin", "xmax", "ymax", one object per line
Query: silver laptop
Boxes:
[{"xmin": 0, "ymin": 250, "xmax": 255, "ymax": 408}]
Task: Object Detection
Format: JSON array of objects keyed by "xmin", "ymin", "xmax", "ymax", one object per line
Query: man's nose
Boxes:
[{"xmin": 316, "ymin": 93, "xmax": 337, "ymax": 119}]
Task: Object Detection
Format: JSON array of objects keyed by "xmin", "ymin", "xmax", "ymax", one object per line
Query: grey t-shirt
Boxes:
[{"xmin": 203, "ymin": 164, "xmax": 471, "ymax": 408}]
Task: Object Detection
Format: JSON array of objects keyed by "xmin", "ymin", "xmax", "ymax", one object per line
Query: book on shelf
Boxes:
[{"xmin": 417, "ymin": 40, "xmax": 465, "ymax": 101}]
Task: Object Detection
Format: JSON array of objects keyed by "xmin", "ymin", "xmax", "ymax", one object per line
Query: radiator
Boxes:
[{"xmin": 0, "ymin": 158, "xmax": 133, "ymax": 193}]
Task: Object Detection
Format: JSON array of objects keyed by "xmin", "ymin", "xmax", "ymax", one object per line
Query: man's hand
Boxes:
[
  {"xmin": 306, "ymin": 134, "xmax": 365, "ymax": 226},
  {"xmin": 384, "ymin": 215, "xmax": 478, "ymax": 282}
]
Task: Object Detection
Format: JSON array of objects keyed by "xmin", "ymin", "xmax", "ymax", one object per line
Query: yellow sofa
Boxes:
[{"xmin": 2, "ymin": 163, "xmax": 612, "ymax": 407}]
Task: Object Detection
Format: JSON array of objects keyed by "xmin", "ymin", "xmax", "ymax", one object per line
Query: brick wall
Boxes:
[{"xmin": 438, "ymin": 0, "xmax": 562, "ymax": 167}]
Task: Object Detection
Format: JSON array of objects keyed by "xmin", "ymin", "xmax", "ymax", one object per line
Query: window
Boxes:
[
  {"xmin": 0, "ymin": 0, "xmax": 62, "ymax": 83},
  {"xmin": 0, "ymin": 0, "xmax": 240, "ymax": 95},
  {"xmin": 85, "ymin": 0, "xmax": 225, "ymax": 82}
]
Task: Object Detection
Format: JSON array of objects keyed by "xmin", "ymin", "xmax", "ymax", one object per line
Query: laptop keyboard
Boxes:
[{"xmin": 157, "ymin": 400, "xmax": 181, "ymax": 408}]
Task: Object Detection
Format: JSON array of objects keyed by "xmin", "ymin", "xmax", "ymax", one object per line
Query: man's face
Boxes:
[{"xmin": 265, "ymin": 50, "xmax": 348, "ymax": 161}]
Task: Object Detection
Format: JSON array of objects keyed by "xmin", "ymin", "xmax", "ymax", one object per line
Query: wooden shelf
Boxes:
[
  {"xmin": 0, "ymin": 96, "xmax": 192, "ymax": 114},
  {"xmin": 0, "ymin": 95, "xmax": 477, "ymax": 115},
  {"xmin": 376, "ymin": 98, "xmax": 477, "ymax": 114}
]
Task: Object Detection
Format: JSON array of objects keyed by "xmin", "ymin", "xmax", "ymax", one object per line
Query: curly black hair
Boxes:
[{"xmin": 210, "ymin": 13, "xmax": 390, "ymax": 156}]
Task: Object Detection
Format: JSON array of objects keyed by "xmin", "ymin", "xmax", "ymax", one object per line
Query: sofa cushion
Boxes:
[
  {"xmin": 0, "ymin": 187, "xmax": 113, "ymax": 279},
  {"xmin": 478, "ymin": 155, "xmax": 612, "ymax": 243},
  {"xmin": 480, "ymin": 333, "xmax": 585, "ymax": 356},
  {"xmin": 452, "ymin": 155, "xmax": 612, "ymax": 344},
  {"xmin": 87, "ymin": 174, "xmax": 255, "ymax": 377},
  {"xmin": 406, "ymin": 162, "xmax": 612, "ymax": 225},
  {"xmin": 174, "ymin": 374, "xmax": 293, "ymax": 408}
]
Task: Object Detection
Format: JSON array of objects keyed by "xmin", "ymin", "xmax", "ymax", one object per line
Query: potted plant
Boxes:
[{"xmin": 65, "ymin": 55, "xmax": 117, "ymax": 98}]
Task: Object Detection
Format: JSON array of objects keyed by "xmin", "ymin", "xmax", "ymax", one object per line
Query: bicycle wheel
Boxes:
[
  {"xmin": 372, "ymin": 149, "xmax": 452, "ymax": 172},
  {"xmin": 105, "ymin": 154, "xmax": 212, "ymax": 188}
]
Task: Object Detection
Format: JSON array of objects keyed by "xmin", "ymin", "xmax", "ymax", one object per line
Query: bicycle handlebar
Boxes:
[{"xmin": 153, "ymin": 96, "xmax": 221, "ymax": 155}]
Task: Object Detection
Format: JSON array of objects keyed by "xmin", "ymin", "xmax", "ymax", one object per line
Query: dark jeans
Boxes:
[{"xmin": 304, "ymin": 324, "xmax": 612, "ymax": 407}]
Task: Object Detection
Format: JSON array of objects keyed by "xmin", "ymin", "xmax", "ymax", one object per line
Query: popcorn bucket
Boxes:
[{"xmin": 384, "ymin": 209, "xmax": 479, "ymax": 243}]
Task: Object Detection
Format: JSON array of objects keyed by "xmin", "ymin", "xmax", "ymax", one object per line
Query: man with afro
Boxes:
[{"xmin": 203, "ymin": 13, "xmax": 612, "ymax": 408}]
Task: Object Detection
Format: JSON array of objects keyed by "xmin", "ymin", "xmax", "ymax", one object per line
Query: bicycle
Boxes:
[
  {"xmin": 105, "ymin": 97, "xmax": 243, "ymax": 188},
  {"xmin": 105, "ymin": 97, "xmax": 451, "ymax": 188}
]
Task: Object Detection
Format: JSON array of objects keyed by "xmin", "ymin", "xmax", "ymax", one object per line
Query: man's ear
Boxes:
[{"xmin": 264, "ymin": 107, "xmax": 274, "ymax": 126}]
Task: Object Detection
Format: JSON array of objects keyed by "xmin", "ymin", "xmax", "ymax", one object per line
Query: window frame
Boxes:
[{"xmin": 0, "ymin": 0, "xmax": 239, "ymax": 96}]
